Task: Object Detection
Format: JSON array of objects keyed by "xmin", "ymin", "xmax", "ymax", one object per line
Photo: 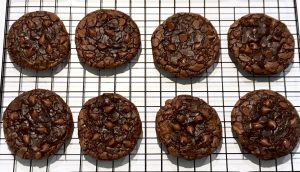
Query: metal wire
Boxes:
[{"xmin": 0, "ymin": 0, "xmax": 300, "ymax": 171}]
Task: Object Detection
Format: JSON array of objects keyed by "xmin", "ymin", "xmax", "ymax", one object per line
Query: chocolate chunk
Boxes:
[
  {"xmin": 155, "ymin": 95, "xmax": 222, "ymax": 160},
  {"xmin": 6, "ymin": 11, "xmax": 70, "ymax": 71},
  {"xmin": 75, "ymin": 9, "xmax": 141, "ymax": 69},
  {"xmin": 2, "ymin": 89, "xmax": 73, "ymax": 160},
  {"xmin": 78, "ymin": 93, "xmax": 142, "ymax": 160},
  {"xmin": 231, "ymin": 90, "xmax": 300, "ymax": 160},
  {"xmin": 228, "ymin": 13, "xmax": 294, "ymax": 75},
  {"xmin": 151, "ymin": 13, "xmax": 220, "ymax": 78}
]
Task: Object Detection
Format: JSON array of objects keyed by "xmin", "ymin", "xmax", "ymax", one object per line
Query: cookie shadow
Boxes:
[
  {"xmin": 12, "ymin": 56, "xmax": 69, "ymax": 77},
  {"xmin": 233, "ymin": 61, "xmax": 293, "ymax": 82},
  {"xmin": 154, "ymin": 62, "xmax": 218, "ymax": 85},
  {"xmin": 14, "ymin": 134, "xmax": 73, "ymax": 168},
  {"xmin": 155, "ymin": 49, "xmax": 221, "ymax": 85},
  {"xmin": 232, "ymin": 133, "xmax": 299, "ymax": 168},
  {"xmin": 157, "ymin": 138, "xmax": 223, "ymax": 168},
  {"xmin": 83, "ymin": 131, "xmax": 143, "ymax": 169},
  {"xmin": 81, "ymin": 47, "xmax": 142, "ymax": 77}
]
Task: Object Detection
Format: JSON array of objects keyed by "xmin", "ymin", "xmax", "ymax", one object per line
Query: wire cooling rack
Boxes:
[{"xmin": 0, "ymin": 0, "xmax": 300, "ymax": 171}]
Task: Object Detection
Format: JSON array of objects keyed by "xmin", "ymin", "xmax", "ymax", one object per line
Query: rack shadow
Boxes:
[
  {"xmin": 233, "ymin": 61, "xmax": 294, "ymax": 82},
  {"xmin": 155, "ymin": 62, "xmax": 220, "ymax": 85},
  {"xmin": 12, "ymin": 54, "xmax": 70, "ymax": 77}
]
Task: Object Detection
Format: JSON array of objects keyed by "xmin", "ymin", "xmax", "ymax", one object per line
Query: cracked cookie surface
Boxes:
[
  {"xmin": 3, "ymin": 89, "xmax": 73, "ymax": 160},
  {"xmin": 75, "ymin": 9, "xmax": 141, "ymax": 69},
  {"xmin": 151, "ymin": 13, "xmax": 220, "ymax": 78},
  {"xmin": 231, "ymin": 90, "xmax": 300, "ymax": 160},
  {"xmin": 156, "ymin": 95, "xmax": 222, "ymax": 160},
  {"xmin": 78, "ymin": 93, "xmax": 142, "ymax": 160},
  {"xmin": 228, "ymin": 13, "xmax": 294, "ymax": 75},
  {"xmin": 7, "ymin": 11, "xmax": 70, "ymax": 71}
]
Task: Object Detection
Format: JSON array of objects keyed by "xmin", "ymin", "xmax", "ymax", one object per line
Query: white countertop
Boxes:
[
  {"xmin": 0, "ymin": 0, "xmax": 7, "ymax": 60},
  {"xmin": 0, "ymin": 1, "xmax": 300, "ymax": 172}
]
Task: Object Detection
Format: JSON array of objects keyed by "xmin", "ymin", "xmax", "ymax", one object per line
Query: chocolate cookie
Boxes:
[
  {"xmin": 151, "ymin": 13, "xmax": 220, "ymax": 78},
  {"xmin": 231, "ymin": 90, "xmax": 300, "ymax": 160},
  {"xmin": 228, "ymin": 13, "xmax": 294, "ymax": 75},
  {"xmin": 75, "ymin": 9, "xmax": 141, "ymax": 69},
  {"xmin": 78, "ymin": 93, "xmax": 142, "ymax": 160},
  {"xmin": 7, "ymin": 11, "xmax": 70, "ymax": 71},
  {"xmin": 2, "ymin": 89, "xmax": 73, "ymax": 160},
  {"xmin": 155, "ymin": 95, "xmax": 222, "ymax": 160}
]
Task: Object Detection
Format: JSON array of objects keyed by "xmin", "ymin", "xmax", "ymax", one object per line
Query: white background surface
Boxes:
[
  {"xmin": 0, "ymin": 0, "xmax": 300, "ymax": 172},
  {"xmin": 0, "ymin": 0, "xmax": 7, "ymax": 59}
]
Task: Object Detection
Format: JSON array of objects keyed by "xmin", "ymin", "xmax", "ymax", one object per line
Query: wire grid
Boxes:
[{"xmin": 0, "ymin": 0, "xmax": 300, "ymax": 171}]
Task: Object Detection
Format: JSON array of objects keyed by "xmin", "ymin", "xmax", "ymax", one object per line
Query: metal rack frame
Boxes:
[{"xmin": 0, "ymin": 0, "xmax": 300, "ymax": 171}]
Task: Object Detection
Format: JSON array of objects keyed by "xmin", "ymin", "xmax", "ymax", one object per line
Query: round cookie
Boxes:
[
  {"xmin": 231, "ymin": 90, "xmax": 300, "ymax": 160},
  {"xmin": 228, "ymin": 13, "xmax": 294, "ymax": 75},
  {"xmin": 2, "ymin": 89, "xmax": 73, "ymax": 160},
  {"xmin": 78, "ymin": 93, "xmax": 142, "ymax": 160},
  {"xmin": 151, "ymin": 13, "xmax": 220, "ymax": 78},
  {"xmin": 7, "ymin": 11, "xmax": 70, "ymax": 71},
  {"xmin": 75, "ymin": 9, "xmax": 141, "ymax": 69},
  {"xmin": 155, "ymin": 95, "xmax": 222, "ymax": 160}
]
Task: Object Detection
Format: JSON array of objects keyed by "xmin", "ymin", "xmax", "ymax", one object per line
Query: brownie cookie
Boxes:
[
  {"xmin": 231, "ymin": 90, "xmax": 300, "ymax": 160},
  {"xmin": 155, "ymin": 95, "xmax": 222, "ymax": 160},
  {"xmin": 7, "ymin": 11, "xmax": 70, "ymax": 71},
  {"xmin": 228, "ymin": 13, "xmax": 294, "ymax": 75},
  {"xmin": 2, "ymin": 89, "xmax": 73, "ymax": 160},
  {"xmin": 151, "ymin": 13, "xmax": 220, "ymax": 78},
  {"xmin": 78, "ymin": 93, "xmax": 142, "ymax": 160},
  {"xmin": 75, "ymin": 9, "xmax": 141, "ymax": 69}
]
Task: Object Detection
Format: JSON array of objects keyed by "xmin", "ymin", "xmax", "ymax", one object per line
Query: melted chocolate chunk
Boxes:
[
  {"xmin": 3, "ymin": 89, "xmax": 73, "ymax": 160},
  {"xmin": 78, "ymin": 93, "xmax": 142, "ymax": 160},
  {"xmin": 151, "ymin": 13, "xmax": 220, "ymax": 78},
  {"xmin": 156, "ymin": 95, "xmax": 222, "ymax": 160},
  {"xmin": 7, "ymin": 11, "xmax": 70, "ymax": 71},
  {"xmin": 75, "ymin": 9, "xmax": 141, "ymax": 69},
  {"xmin": 231, "ymin": 90, "xmax": 300, "ymax": 160},
  {"xmin": 228, "ymin": 13, "xmax": 294, "ymax": 75}
]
